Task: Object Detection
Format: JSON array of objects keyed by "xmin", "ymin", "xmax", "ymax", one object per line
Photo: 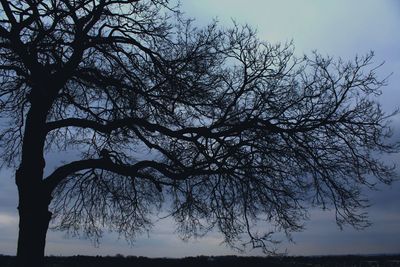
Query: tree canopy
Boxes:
[{"xmin": 0, "ymin": 0, "xmax": 397, "ymax": 258}]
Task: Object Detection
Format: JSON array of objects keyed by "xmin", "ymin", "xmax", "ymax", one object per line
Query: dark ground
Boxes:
[{"xmin": 1, "ymin": 254, "xmax": 400, "ymax": 267}]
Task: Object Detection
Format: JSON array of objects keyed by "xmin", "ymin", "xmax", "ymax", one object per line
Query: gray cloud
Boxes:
[{"xmin": 1, "ymin": 0, "xmax": 399, "ymax": 257}]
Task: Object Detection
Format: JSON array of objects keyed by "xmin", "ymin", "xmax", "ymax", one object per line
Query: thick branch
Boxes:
[
  {"xmin": 0, "ymin": 0, "xmax": 17, "ymax": 25},
  {"xmin": 44, "ymin": 158, "xmax": 163, "ymax": 193},
  {"xmin": 46, "ymin": 116, "xmax": 286, "ymax": 140},
  {"xmin": 43, "ymin": 157, "xmax": 220, "ymax": 194}
]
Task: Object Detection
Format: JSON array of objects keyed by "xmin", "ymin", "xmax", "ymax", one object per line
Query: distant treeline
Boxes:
[{"xmin": 1, "ymin": 254, "xmax": 400, "ymax": 267}]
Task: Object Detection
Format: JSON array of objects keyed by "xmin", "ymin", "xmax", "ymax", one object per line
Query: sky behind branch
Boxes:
[{"xmin": 0, "ymin": 0, "xmax": 399, "ymax": 257}]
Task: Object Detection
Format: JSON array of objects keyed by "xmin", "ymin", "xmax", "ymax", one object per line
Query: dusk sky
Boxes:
[{"xmin": 1, "ymin": 0, "xmax": 399, "ymax": 257}]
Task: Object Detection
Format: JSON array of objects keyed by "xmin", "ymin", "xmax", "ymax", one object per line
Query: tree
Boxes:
[{"xmin": 0, "ymin": 1, "xmax": 397, "ymax": 266}]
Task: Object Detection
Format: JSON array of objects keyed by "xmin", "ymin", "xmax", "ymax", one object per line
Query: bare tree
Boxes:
[{"xmin": 0, "ymin": 1, "xmax": 397, "ymax": 266}]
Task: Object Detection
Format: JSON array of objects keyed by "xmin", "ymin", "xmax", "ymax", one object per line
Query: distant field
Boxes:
[{"xmin": 1, "ymin": 255, "xmax": 400, "ymax": 267}]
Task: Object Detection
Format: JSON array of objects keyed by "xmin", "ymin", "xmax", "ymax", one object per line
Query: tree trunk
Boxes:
[
  {"xmin": 16, "ymin": 199, "xmax": 52, "ymax": 267},
  {"xmin": 15, "ymin": 165, "xmax": 52, "ymax": 267},
  {"xmin": 15, "ymin": 101, "xmax": 52, "ymax": 267}
]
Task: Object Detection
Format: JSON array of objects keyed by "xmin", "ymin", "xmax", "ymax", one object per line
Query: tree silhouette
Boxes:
[{"xmin": 0, "ymin": 1, "xmax": 397, "ymax": 266}]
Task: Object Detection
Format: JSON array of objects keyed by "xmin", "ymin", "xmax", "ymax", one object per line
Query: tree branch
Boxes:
[
  {"xmin": 43, "ymin": 157, "xmax": 219, "ymax": 194},
  {"xmin": 0, "ymin": 0, "xmax": 17, "ymax": 26},
  {"xmin": 46, "ymin": 116, "xmax": 287, "ymax": 141}
]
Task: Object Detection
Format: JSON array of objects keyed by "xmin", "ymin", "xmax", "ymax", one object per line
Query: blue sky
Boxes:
[{"xmin": 0, "ymin": 0, "xmax": 399, "ymax": 257}]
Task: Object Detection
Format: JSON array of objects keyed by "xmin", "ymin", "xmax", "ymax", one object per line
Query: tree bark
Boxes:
[
  {"xmin": 16, "ymin": 188, "xmax": 52, "ymax": 267},
  {"xmin": 15, "ymin": 101, "xmax": 51, "ymax": 267},
  {"xmin": 15, "ymin": 156, "xmax": 52, "ymax": 267}
]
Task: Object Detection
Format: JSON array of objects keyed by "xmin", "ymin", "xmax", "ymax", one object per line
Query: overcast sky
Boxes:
[{"xmin": 0, "ymin": 0, "xmax": 399, "ymax": 257}]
